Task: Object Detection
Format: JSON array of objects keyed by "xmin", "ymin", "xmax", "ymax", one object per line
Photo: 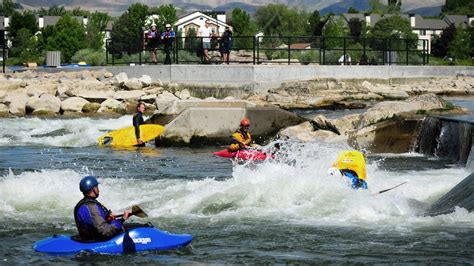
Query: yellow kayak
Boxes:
[{"xmin": 98, "ymin": 124, "xmax": 165, "ymax": 146}]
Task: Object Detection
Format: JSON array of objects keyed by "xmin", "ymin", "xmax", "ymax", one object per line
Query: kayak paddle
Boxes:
[
  {"xmin": 372, "ymin": 181, "xmax": 407, "ymax": 196},
  {"xmin": 116, "ymin": 205, "xmax": 148, "ymax": 218}
]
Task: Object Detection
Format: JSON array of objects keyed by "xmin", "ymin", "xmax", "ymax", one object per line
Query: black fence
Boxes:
[
  {"xmin": 1, "ymin": 31, "xmax": 5, "ymax": 73},
  {"xmin": 106, "ymin": 35, "xmax": 429, "ymax": 66}
]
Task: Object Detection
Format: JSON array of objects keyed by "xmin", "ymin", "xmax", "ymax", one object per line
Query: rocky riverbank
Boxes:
[{"xmin": 0, "ymin": 70, "xmax": 472, "ymax": 151}]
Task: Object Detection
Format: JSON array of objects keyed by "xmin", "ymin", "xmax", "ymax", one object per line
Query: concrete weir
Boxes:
[{"xmin": 151, "ymin": 105, "xmax": 306, "ymax": 146}]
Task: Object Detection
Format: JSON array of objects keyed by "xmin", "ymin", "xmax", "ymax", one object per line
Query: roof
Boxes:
[
  {"xmin": 176, "ymin": 11, "xmax": 228, "ymax": 29},
  {"xmin": 42, "ymin": 16, "xmax": 84, "ymax": 27},
  {"xmin": 444, "ymin": 15, "xmax": 469, "ymax": 28},
  {"xmin": 289, "ymin": 43, "xmax": 311, "ymax": 49},
  {"xmin": 413, "ymin": 15, "xmax": 448, "ymax": 30},
  {"xmin": 105, "ymin": 21, "xmax": 113, "ymax": 31}
]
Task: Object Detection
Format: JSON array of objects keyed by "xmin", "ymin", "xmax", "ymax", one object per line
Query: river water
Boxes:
[{"xmin": 0, "ymin": 115, "xmax": 473, "ymax": 264}]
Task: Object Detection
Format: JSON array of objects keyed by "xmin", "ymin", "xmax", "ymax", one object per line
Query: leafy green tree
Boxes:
[
  {"xmin": 231, "ymin": 8, "xmax": 258, "ymax": 48},
  {"xmin": 348, "ymin": 18, "xmax": 363, "ymax": 42},
  {"xmin": 431, "ymin": 24, "xmax": 455, "ymax": 57},
  {"xmin": 37, "ymin": 5, "xmax": 66, "ymax": 16},
  {"xmin": 448, "ymin": 25, "xmax": 471, "ymax": 60},
  {"xmin": 110, "ymin": 3, "xmax": 149, "ymax": 54},
  {"xmin": 8, "ymin": 10, "xmax": 38, "ymax": 40},
  {"xmin": 387, "ymin": 0, "xmax": 402, "ymax": 13},
  {"xmin": 348, "ymin": 7, "xmax": 359, "ymax": 14},
  {"xmin": 255, "ymin": 4, "xmax": 307, "ymax": 37},
  {"xmin": 469, "ymin": 22, "xmax": 474, "ymax": 57},
  {"xmin": 442, "ymin": 0, "xmax": 474, "ymax": 14},
  {"xmin": 370, "ymin": 15, "xmax": 417, "ymax": 50},
  {"xmin": 69, "ymin": 7, "xmax": 89, "ymax": 17},
  {"xmin": 184, "ymin": 27, "xmax": 198, "ymax": 51},
  {"xmin": 11, "ymin": 28, "xmax": 41, "ymax": 64},
  {"xmin": 369, "ymin": 0, "xmax": 384, "ymax": 14},
  {"xmin": 307, "ymin": 10, "xmax": 326, "ymax": 36},
  {"xmin": 0, "ymin": 0, "xmax": 18, "ymax": 16},
  {"xmin": 322, "ymin": 16, "xmax": 349, "ymax": 48},
  {"xmin": 86, "ymin": 11, "xmax": 111, "ymax": 50},
  {"xmin": 46, "ymin": 14, "xmax": 87, "ymax": 62},
  {"xmin": 149, "ymin": 5, "xmax": 178, "ymax": 28}
]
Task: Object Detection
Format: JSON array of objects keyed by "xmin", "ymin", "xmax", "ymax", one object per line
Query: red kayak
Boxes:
[{"xmin": 213, "ymin": 149, "xmax": 269, "ymax": 161}]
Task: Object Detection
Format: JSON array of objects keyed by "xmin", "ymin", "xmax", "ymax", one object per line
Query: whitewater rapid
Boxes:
[
  {"xmin": 0, "ymin": 116, "xmax": 135, "ymax": 147},
  {"xmin": 0, "ymin": 139, "xmax": 472, "ymax": 232}
]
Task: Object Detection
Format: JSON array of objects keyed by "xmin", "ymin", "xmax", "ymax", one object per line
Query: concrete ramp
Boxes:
[
  {"xmin": 426, "ymin": 173, "xmax": 474, "ymax": 216},
  {"xmin": 156, "ymin": 106, "xmax": 306, "ymax": 145}
]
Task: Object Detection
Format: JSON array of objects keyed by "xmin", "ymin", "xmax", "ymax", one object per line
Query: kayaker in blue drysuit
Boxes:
[
  {"xmin": 74, "ymin": 176, "xmax": 131, "ymax": 241},
  {"xmin": 328, "ymin": 167, "xmax": 368, "ymax": 190}
]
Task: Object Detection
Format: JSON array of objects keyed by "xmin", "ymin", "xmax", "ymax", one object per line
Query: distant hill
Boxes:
[
  {"xmin": 407, "ymin": 5, "xmax": 443, "ymax": 17},
  {"xmin": 320, "ymin": 0, "xmax": 371, "ymax": 15},
  {"xmin": 16, "ymin": 0, "xmax": 446, "ymax": 16}
]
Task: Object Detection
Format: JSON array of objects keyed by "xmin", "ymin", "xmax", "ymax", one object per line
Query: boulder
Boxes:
[
  {"xmin": 151, "ymin": 79, "xmax": 163, "ymax": 87},
  {"xmin": 246, "ymin": 94, "xmax": 268, "ymax": 106},
  {"xmin": 114, "ymin": 72, "xmax": 128, "ymax": 84},
  {"xmin": 330, "ymin": 114, "xmax": 361, "ymax": 136},
  {"xmin": 67, "ymin": 80, "xmax": 113, "ymax": 101},
  {"xmin": 104, "ymin": 72, "xmax": 114, "ymax": 78},
  {"xmin": 139, "ymin": 94, "xmax": 157, "ymax": 103},
  {"xmin": 358, "ymin": 94, "xmax": 447, "ymax": 128},
  {"xmin": 175, "ymin": 89, "xmax": 191, "ymax": 100},
  {"xmin": 61, "ymin": 97, "xmax": 89, "ymax": 112},
  {"xmin": 155, "ymin": 91, "xmax": 179, "ymax": 112},
  {"xmin": 113, "ymin": 90, "xmax": 145, "ymax": 100},
  {"xmin": 138, "ymin": 75, "xmax": 152, "ymax": 87},
  {"xmin": 24, "ymin": 83, "xmax": 58, "ymax": 97},
  {"xmin": 0, "ymin": 103, "xmax": 9, "ymax": 117},
  {"xmin": 98, "ymin": 99, "xmax": 127, "ymax": 114},
  {"xmin": 0, "ymin": 80, "xmax": 25, "ymax": 92},
  {"xmin": 123, "ymin": 78, "xmax": 143, "ymax": 90},
  {"xmin": 26, "ymin": 94, "xmax": 61, "ymax": 114},
  {"xmin": 278, "ymin": 121, "xmax": 340, "ymax": 142},
  {"xmin": 144, "ymin": 86, "xmax": 164, "ymax": 95},
  {"xmin": 5, "ymin": 92, "xmax": 28, "ymax": 116},
  {"xmin": 82, "ymin": 102, "xmax": 101, "ymax": 113}
]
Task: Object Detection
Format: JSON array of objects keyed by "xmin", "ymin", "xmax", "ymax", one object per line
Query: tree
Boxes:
[
  {"xmin": 307, "ymin": 10, "xmax": 326, "ymax": 36},
  {"xmin": 370, "ymin": 15, "xmax": 417, "ymax": 50},
  {"xmin": 369, "ymin": 0, "xmax": 384, "ymax": 14},
  {"xmin": 0, "ymin": 0, "xmax": 19, "ymax": 16},
  {"xmin": 184, "ymin": 27, "xmax": 197, "ymax": 51},
  {"xmin": 387, "ymin": 0, "xmax": 402, "ymax": 14},
  {"xmin": 255, "ymin": 4, "xmax": 307, "ymax": 37},
  {"xmin": 86, "ymin": 11, "xmax": 111, "ymax": 50},
  {"xmin": 431, "ymin": 24, "xmax": 456, "ymax": 57},
  {"xmin": 37, "ymin": 5, "xmax": 66, "ymax": 16},
  {"xmin": 8, "ymin": 11, "xmax": 38, "ymax": 40},
  {"xmin": 348, "ymin": 7, "xmax": 359, "ymax": 14},
  {"xmin": 348, "ymin": 18, "xmax": 363, "ymax": 42},
  {"xmin": 11, "ymin": 28, "xmax": 41, "ymax": 64},
  {"xmin": 448, "ymin": 25, "xmax": 471, "ymax": 60},
  {"xmin": 110, "ymin": 3, "xmax": 149, "ymax": 55},
  {"xmin": 46, "ymin": 14, "xmax": 87, "ymax": 62},
  {"xmin": 231, "ymin": 8, "xmax": 258, "ymax": 48},
  {"xmin": 149, "ymin": 5, "xmax": 178, "ymax": 28},
  {"xmin": 442, "ymin": 0, "xmax": 474, "ymax": 14},
  {"xmin": 322, "ymin": 16, "xmax": 349, "ymax": 48}
]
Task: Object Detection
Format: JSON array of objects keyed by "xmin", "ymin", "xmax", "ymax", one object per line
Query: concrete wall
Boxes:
[{"xmin": 105, "ymin": 65, "xmax": 474, "ymax": 91}]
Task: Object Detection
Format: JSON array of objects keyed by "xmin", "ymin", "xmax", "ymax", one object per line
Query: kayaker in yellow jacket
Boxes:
[{"xmin": 228, "ymin": 118, "xmax": 259, "ymax": 152}]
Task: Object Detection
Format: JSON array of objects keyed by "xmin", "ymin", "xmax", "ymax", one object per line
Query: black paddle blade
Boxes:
[{"xmin": 131, "ymin": 205, "xmax": 148, "ymax": 218}]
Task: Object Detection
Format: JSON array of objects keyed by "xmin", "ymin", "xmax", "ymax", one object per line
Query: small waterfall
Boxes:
[{"xmin": 415, "ymin": 116, "xmax": 473, "ymax": 165}]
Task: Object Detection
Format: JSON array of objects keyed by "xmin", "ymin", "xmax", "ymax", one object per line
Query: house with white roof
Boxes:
[{"xmin": 175, "ymin": 11, "xmax": 229, "ymax": 37}]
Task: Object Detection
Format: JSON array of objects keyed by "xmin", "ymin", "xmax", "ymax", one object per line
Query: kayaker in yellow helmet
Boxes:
[{"xmin": 328, "ymin": 150, "xmax": 368, "ymax": 190}]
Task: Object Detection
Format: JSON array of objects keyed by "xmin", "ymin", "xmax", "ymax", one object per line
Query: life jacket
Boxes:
[
  {"xmin": 228, "ymin": 130, "xmax": 252, "ymax": 152},
  {"xmin": 74, "ymin": 197, "xmax": 112, "ymax": 240}
]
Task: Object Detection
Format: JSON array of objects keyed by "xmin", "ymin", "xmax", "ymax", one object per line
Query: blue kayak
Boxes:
[{"xmin": 33, "ymin": 226, "xmax": 192, "ymax": 254}]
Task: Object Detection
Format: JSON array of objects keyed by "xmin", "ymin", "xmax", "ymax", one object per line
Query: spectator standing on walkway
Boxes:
[
  {"xmin": 221, "ymin": 26, "xmax": 233, "ymax": 64},
  {"xmin": 161, "ymin": 23, "xmax": 175, "ymax": 65},
  {"xmin": 198, "ymin": 20, "xmax": 212, "ymax": 62},
  {"xmin": 146, "ymin": 24, "xmax": 160, "ymax": 64}
]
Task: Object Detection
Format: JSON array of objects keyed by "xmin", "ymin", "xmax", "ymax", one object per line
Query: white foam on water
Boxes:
[
  {"xmin": 0, "ymin": 140, "xmax": 472, "ymax": 232},
  {"xmin": 0, "ymin": 116, "xmax": 135, "ymax": 147}
]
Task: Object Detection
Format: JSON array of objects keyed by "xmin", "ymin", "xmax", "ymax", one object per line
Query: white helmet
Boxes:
[{"xmin": 327, "ymin": 167, "xmax": 342, "ymax": 178}]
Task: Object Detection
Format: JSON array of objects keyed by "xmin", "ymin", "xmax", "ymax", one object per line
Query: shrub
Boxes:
[{"xmin": 71, "ymin": 49, "xmax": 106, "ymax": 66}]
